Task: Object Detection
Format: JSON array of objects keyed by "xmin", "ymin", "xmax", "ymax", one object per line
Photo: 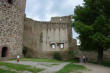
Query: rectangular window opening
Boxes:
[
  {"xmin": 60, "ymin": 43, "xmax": 64, "ymax": 48},
  {"xmin": 51, "ymin": 43, "xmax": 56, "ymax": 49}
]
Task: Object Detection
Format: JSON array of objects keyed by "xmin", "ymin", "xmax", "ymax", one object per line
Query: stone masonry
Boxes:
[
  {"xmin": 23, "ymin": 16, "xmax": 76, "ymax": 58},
  {"xmin": 0, "ymin": 0, "xmax": 26, "ymax": 59}
]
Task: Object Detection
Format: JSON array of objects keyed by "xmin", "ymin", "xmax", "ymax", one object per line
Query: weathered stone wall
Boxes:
[
  {"xmin": 0, "ymin": 0, "xmax": 26, "ymax": 59},
  {"xmin": 76, "ymin": 49, "xmax": 110, "ymax": 61},
  {"xmin": 24, "ymin": 16, "xmax": 75, "ymax": 58},
  {"xmin": 104, "ymin": 49, "xmax": 110, "ymax": 61}
]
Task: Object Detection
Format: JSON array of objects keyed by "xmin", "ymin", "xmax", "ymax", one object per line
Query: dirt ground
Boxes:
[{"xmin": 81, "ymin": 63, "xmax": 110, "ymax": 73}]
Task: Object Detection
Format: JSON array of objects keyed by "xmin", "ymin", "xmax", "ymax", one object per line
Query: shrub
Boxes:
[
  {"xmin": 53, "ymin": 52, "xmax": 62, "ymax": 60},
  {"xmin": 67, "ymin": 50, "xmax": 76, "ymax": 60}
]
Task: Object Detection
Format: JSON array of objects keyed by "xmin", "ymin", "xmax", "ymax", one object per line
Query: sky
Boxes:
[{"xmin": 25, "ymin": 0, "xmax": 84, "ymax": 45}]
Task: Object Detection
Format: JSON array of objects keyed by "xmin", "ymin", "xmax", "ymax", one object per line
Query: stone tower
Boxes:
[{"xmin": 0, "ymin": 0, "xmax": 26, "ymax": 59}]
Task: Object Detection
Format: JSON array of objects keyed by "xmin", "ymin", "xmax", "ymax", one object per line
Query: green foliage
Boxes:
[
  {"xmin": 73, "ymin": 0, "xmax": 110, "ymax": 51},
  {"xmin": 74, "ymin": 21, "xmax": 93, "ymax": 34},
  {"xmin": 57, "ymin": 64, "xmax": 86, "ymax": 73},
  {"xmin": 53, "ymin": 52, "xmax": 62, "ymax": 60},
  {"xmin": 67, "ymin": 50, "xmax": 76, "ymax": 60},
  {"xmin": 0, "ymin": 62, "xmax": 43, "ymax": 73},
  {"xmin": 73, "ymin": 0, "xmax": 110, "ymax": 62},
  {"xmin": 0, "ymin": 69, "xmax": 16, "ymax": 73}
]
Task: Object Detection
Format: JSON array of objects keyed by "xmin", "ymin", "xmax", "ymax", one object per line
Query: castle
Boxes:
[
  {"xmin": 23, "ymin": 16, "xmax": 77, "ymax": 58},
  {"xmin": 0, "ymin": 0, "xmax": 76, "ymax": 59}
]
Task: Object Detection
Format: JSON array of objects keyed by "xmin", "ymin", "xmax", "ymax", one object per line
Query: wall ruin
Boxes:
[{"xmin": 23, "ymin": 16, "xmax": 76, "ymax": 58}]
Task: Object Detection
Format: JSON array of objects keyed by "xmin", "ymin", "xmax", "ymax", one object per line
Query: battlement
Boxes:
[
  {"xmin": 25, "ymin": 15, "xmax": 72, "ymax": 25},
  {"xmin": 50, "ymin": 15, "xmax": 72, "ymax": 22}
]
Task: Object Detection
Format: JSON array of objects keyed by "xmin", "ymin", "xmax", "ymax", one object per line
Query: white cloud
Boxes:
[
  {"xmin": 25, "ymin": 0, "xmax": 84, "ymax": 21},
  {"xmin": 25, "ymin": 0, "xmax": 41, "ymax": 20}
]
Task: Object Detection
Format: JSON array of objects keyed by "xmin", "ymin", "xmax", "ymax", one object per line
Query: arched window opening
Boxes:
[
  {"xmin": 59, "ymin": 43, "xmax": 64, "ymax": 49},
  {"xmin": 51, "ymin": 43, "xmax": 56, "ymax": 49}
]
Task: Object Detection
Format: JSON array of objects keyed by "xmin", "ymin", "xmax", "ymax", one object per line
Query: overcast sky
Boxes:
[{"xmin": 25, "ymin": 0, "xmax": 84, "ymax": 45}]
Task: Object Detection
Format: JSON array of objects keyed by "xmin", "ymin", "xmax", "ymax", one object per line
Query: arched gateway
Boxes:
[{"xmin": 1, "ymin": 47, "xmax": 8, "ymax": 57}]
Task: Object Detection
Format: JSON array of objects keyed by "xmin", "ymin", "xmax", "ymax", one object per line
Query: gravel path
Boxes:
[
  {"xmin": 6, "ymin": 61, "xmax": 69, "ymax": 73},
  {"xmin": 39, "ymin": 63, "xmax": 68, "ymax": 73},
  {"xmin": 81, "ymin": 63, "xmax": 110, "ymax": 73}
]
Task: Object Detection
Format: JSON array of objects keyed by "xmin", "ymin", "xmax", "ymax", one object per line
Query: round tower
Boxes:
[{"xmin": 0, "ymin": 0, "xmax": 26, "ymax": 59}]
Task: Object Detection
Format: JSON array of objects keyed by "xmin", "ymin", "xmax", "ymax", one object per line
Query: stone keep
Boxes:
[
  {"xmin": 23, "ymin": 16, "xmax": 75, "ymax": 58},
  {"xmin": 0, "ymin": 0, "xmax": 26, "ymax": 59}
]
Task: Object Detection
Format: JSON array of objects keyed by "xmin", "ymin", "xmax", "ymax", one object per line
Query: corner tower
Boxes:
[{"xmin": 0, "ymin": 0, "xmax": 26, "ymax": 59}]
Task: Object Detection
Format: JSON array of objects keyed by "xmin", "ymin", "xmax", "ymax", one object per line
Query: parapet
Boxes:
[
  {"xmin": 50, "ymin": 15, "xmax": 72, "ymax": 23},
  {"xmin": 24, "ymin": 15, "xmax": 72, "ymax": 26}
]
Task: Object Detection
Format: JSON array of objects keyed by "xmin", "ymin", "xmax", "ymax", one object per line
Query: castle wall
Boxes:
[
  {"xmin": 23, "ymin": 18, "xmax": 43, "ymax": 57},
  {"xmin": 24, "ymin": 16, "xmax": 74, "ymax": 58},
  {"xmin": 0, "ymin": 0, "xmax": 26, "ymax": 59},
  {"xmin": 75, "ymin": 49, "xmax": 110, "ymax": 61}
]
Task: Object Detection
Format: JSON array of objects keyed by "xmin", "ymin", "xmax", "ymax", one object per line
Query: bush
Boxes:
[
  {"xmin": 53, "ymin": 52, "xmax": 62, "ymax": 60},
  {"xmin": 67, "ymin": 50, "xmax": 76, "ymax": 60}
]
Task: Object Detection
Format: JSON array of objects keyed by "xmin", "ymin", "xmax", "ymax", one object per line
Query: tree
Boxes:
[{"xmin": 73, "ymin": 0, "xmax": 110, "ymax": 63}]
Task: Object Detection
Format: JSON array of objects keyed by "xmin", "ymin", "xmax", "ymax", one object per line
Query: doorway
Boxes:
[{"xmin": 1, "ymin": 47, "xmax": 8, "ymax": 57}]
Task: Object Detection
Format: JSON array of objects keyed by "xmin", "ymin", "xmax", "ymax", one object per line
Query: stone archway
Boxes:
[{"xmin": 1, "ymin": 47, "xmax": 8, "ymax": 57}]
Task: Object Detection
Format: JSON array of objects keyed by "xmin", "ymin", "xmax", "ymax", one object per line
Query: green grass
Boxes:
[
  {"xmin": 11, "ymin": 58, "xmax": 62, "ymax": 63},
  {"xmin": 0, "ymin": 69, "xmax": 16, "ymax": 73},
  {"xmin": 0, "ymin": 62, "xmax": 43, "ymax": 73},
  {"xmin": 92, "ymin": 61, "xmax": 110, "ymax": 67},
  {"xmin": 57, "ymin": 63, "xmax": 86, "ymax": 73}
]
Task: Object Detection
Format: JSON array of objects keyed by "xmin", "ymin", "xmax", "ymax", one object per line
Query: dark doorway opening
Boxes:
[{"xmin": 1, "ymin": 47, "xmax": 8, "ymax": 57}]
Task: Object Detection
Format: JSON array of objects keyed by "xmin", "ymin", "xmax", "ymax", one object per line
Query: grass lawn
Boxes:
[
  {"xmin": 57, "ymin": 63, "xmax": 86, "ymax": 73},
  {"xmin": 11, "ymin": 58, "xmax": 62, "ymax": 63},
  {"xmin": 0, "ymin": 62, "xmax": 43, "ymax": 73},
  {"xmin": 92, "ymin": 61, "xmax": 110, "ymax": 67},
  {"xmin": 0, "ymin": 69, "xmax": 16, "ymax": 73}
]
